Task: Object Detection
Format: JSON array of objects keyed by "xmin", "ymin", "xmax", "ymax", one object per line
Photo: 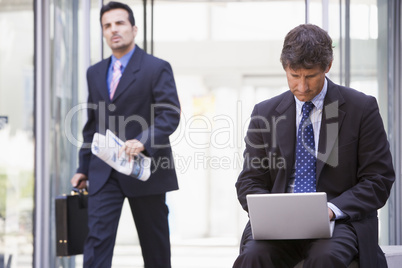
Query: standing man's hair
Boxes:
[
  {"xmin": 100, "ymin": 1, "xmax": 135, "ymax": 26},
  {"xmin": 280, "ymin": 24, "xmax": 333, "ymax": 71}
]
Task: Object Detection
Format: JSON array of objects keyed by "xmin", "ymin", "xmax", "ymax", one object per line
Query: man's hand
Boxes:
[
  {"xmin": 119, "ymin": 139, "xmax": 145, "ymax": 162},
  {"xmin": 328, "ymin": 207, "xmax": 335, "ymax": 221},
  {"xmin": 71, "ymin": 173, "xmax": 88, "ymax": 189}
]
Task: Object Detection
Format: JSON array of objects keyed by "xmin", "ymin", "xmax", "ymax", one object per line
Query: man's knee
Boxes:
[
  {"xmin": 304, "ymin": 250, "xmax": 350, "ymax": 268},
  {"xmin": 234, "ymin": 240, "xmax": 298, "ymax": 268}
]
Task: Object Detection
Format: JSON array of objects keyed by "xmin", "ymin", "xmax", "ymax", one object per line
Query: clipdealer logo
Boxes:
[{"xmin": 63, "ymin": 100, "xmax": 339, "ymax": 172}]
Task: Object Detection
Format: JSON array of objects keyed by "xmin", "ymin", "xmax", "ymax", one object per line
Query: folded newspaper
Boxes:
[{"xmin": 91, "ymin": 130, "xmax": 151, "ymax": 181}]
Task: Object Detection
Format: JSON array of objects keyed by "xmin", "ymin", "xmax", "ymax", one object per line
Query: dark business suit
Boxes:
[
  {"xmin": 234, "ymin": 78, "xmax": 394, "ymax": 268},
  {"xmin": 77, "ymin": 46, "xmax": 180, "ymax": 267}
]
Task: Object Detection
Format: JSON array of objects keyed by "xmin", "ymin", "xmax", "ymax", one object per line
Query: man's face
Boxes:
[
  {"xmin": 285, "ymin": 63, "xmax": 331, "ymax": 102},
  {"xmin": 101, "ymin": 8, "xmax": 137, "ymax": 57}
]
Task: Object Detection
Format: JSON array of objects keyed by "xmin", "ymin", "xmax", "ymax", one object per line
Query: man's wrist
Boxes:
[{"xmin": 327, "ymin": 202, "xmax": 347, "ymax": 220}]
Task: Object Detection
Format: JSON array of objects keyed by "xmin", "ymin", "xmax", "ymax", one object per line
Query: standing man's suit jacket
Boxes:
[
  {"xmin": 236, "ymin": 78, "xmax": 395, "ymax": 268},
  {"xmin": 77, "ymin": 46, "xmax": 181, "ymax": 197}
]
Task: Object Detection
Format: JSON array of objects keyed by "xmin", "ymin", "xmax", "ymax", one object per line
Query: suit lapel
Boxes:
[
  {"xmin": 94, "ymin": 58, "xmax": 111, "ymax": 103},
  {"xmin": 316, "ymin": 78, "xmax": 346, "ymax": 181},
  {"xmin": 272, "ymin": 79, "xmax": 346, "ymax": 187},
  {"xmin": 111, "ymin": 46, "xmax": 142, "ymax": 102},
  {"xmin": 275, "ymin": 91, "xmax": 297, "ymax": 189}
]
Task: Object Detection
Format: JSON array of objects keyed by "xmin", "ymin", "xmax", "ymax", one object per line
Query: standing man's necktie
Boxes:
[
  {"xmin": 110, "ymin": 60, "xmax": 122, "ymax": 100},
  {"xmin": 294, "ymin": 101, "xmax": 316, "ymax": 193}
]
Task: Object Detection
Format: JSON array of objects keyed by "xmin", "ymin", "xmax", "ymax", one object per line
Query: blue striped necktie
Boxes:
[{"xmin": 294, "ymin": 101, "xmax": 316, "ymax": 193}]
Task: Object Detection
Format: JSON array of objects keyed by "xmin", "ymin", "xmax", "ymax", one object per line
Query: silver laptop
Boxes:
[{"xmin": 247, "ymin": 192, "xmax": 335, "ymax": 240}]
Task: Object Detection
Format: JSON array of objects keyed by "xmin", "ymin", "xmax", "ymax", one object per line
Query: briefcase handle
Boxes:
[
  {"xmin": 71, "ymin": 188, "xmax": 88, "ymax": 209},
  {"xmin": 71, "ymin": 187, "xmax": 88, "ymax": 196}
]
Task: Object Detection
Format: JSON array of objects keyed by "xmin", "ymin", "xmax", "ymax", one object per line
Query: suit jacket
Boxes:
[
  {"xmin": 77, "ymin": 46, "xmax": 180, "ymax": 197},
  {"xmin": 236, "ymin": 78, "xmax": 395, "ymax": 268}
]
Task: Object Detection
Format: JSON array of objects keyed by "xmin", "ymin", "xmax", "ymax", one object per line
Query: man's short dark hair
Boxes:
[
  {"xmin": 100, "ymin": 1, "xmax": 135, "ymax": 26},
  {"xmin": 280, "ymin": 24, "xmax": 333, "ymax": 71}
]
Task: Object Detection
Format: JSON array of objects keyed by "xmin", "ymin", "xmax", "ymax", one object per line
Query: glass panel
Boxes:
[
  {"xmin": 349, "ymin": 0, "xmax": 379, "ymax": 98},
  {"xmin": 349, "ymin": 0, "xmax": 389, "ymax": 245},
  {"xmin": 0, "ymin": 1, "xmax": 35, "ymax": 267},
  {"xmin": 50, "ymin": 0, "xmax": 86, "ymax": 266},
  {"xmin": 90, "ymin": 0, "xmax": 103, "ymax": 65},
  {"xmin": 309, "ymin": 0, "xmax": 323, "ymax": 26},
  {"xmin": 152, "ymin": 0, "xmax": 305, "ymax": 248}
]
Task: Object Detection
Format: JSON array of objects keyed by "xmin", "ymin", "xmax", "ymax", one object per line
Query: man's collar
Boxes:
[{"xmin": 110, "ymin": 46, "xmax": 136, "ymax": 68}]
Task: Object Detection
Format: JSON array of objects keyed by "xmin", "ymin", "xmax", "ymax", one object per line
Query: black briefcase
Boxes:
[{"xmin": 55, "ymin": 188, "xmax": 89, "ymax": 256}]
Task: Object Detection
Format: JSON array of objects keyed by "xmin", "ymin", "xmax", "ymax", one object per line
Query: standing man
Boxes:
[
  {"xmin": 233, "ymin": 24, "xmax": 395, "ymax": 268},
  {"xmin": 70, "ymin": 2, "xmax": 180, "ymax": 267}
]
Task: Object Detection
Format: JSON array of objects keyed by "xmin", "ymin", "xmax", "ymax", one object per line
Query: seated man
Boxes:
[{"xmin": 233, "ymin": 24, "xmax": 395, "ymax": 268}]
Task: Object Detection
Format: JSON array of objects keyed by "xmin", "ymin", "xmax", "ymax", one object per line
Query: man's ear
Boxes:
[
  {"xmin": 132, "ymin": 25, "xmax": 138, "ymax": 37},
  {"xmin": 326, "ymin": 61, "xmax": 333, "ymax": 73}
]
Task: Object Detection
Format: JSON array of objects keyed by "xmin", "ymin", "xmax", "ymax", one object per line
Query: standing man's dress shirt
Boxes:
[{"xmin": 107, "ymin": 47, "xmax": 135, "ymax": 94}]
